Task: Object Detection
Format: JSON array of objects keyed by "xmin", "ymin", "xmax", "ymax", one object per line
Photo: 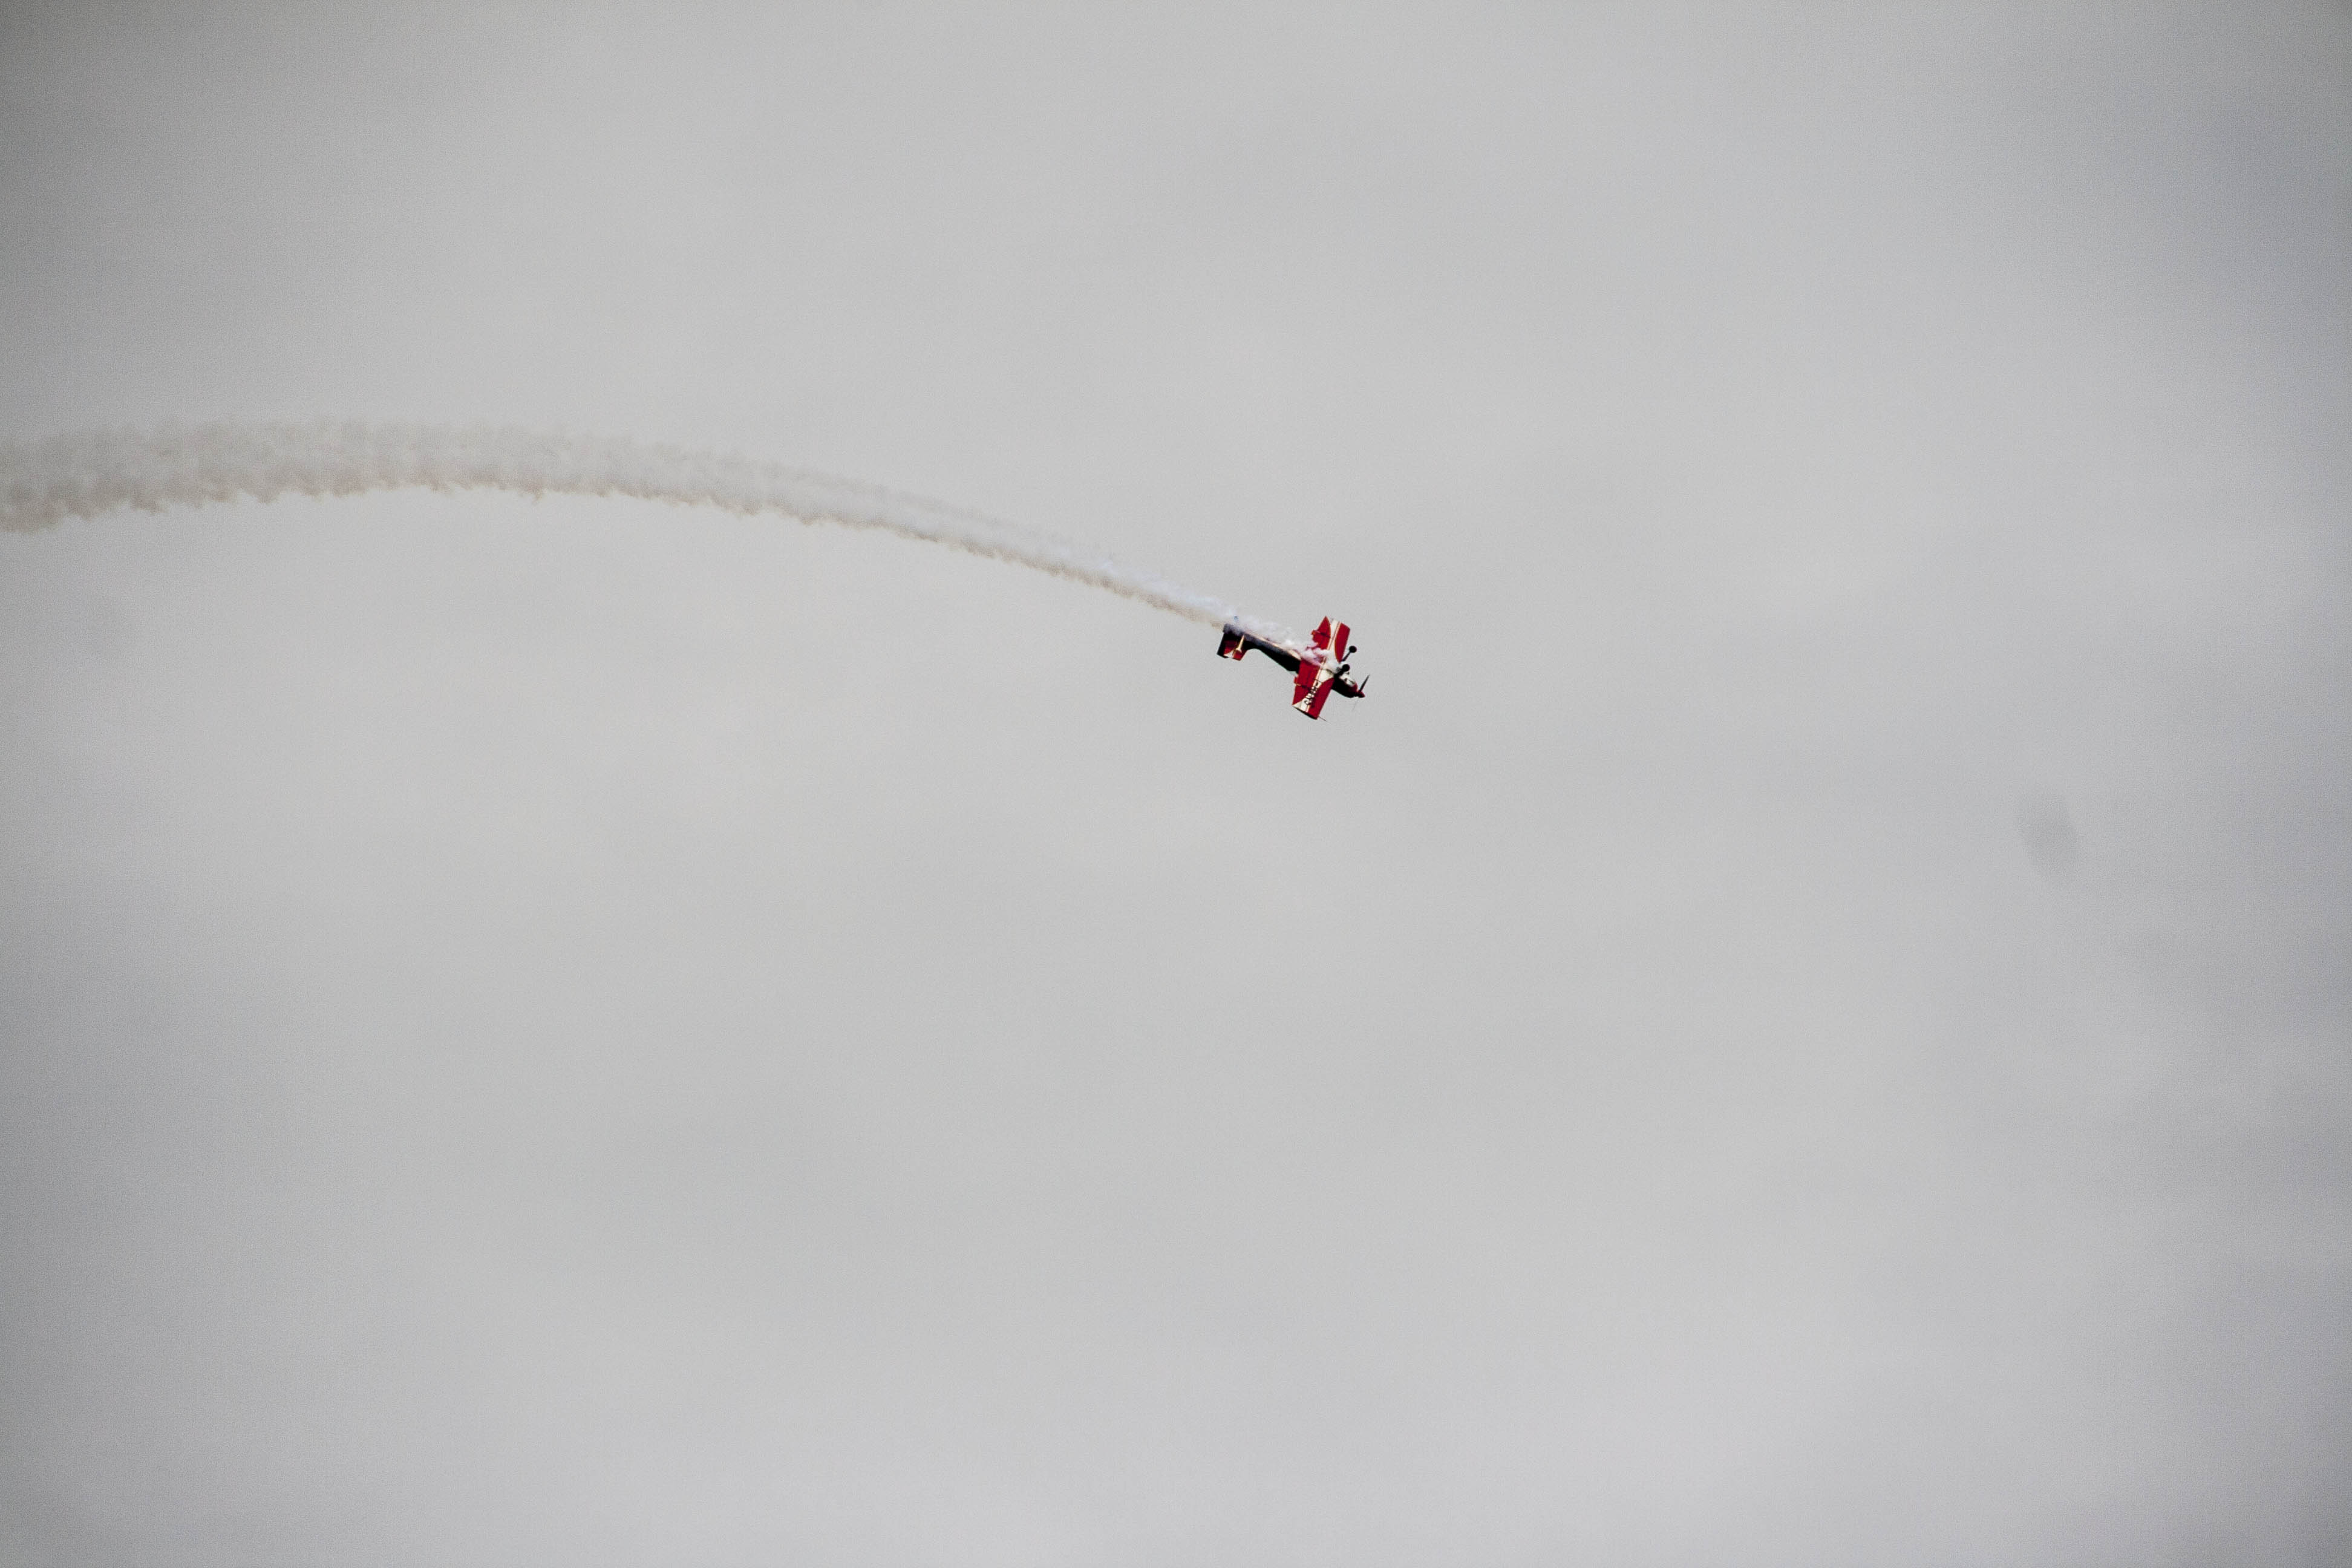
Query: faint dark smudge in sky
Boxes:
[{"xmin": 2017, "ymin": 792, "xmax": 2081, "ymax": 883}]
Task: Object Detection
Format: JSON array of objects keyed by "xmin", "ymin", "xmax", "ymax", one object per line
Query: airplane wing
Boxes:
[
  {"xmin": 1294, "ymin": 665, "xmax": 1337, "ymax": 718},
  {"xmin": 1292, "ymin": 618, "xmax": 1347, "ymax": 717},
  {"xmin": 1290, "ymin": 621, "xmax": 1328, "ymax": 707}
]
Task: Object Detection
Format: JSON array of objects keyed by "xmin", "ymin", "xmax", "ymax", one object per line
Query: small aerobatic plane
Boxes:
[{"xmin": 1216, "ymin": 616, "xmax": 1367, "ymax": 719}]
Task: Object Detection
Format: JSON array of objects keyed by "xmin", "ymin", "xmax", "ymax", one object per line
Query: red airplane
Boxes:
[{"xmin": 1216, "ymin": 616, "xmax": 1367, "ymax": 719}]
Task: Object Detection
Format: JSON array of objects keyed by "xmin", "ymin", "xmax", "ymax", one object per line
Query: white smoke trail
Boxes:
[{"xmin": 0, "ymin": 420, "xmax": 1289, "ymax": 639}]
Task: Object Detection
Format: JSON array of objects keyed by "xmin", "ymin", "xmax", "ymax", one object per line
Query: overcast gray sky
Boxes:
[{"xmin": 2, "ymin": 4, "xmax": 2348, "ymax": 1564}]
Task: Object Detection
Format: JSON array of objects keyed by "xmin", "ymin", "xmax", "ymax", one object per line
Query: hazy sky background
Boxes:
[{"xmin": 2, "ymin": 4, "xmax": 2348, "ymax": 1564}]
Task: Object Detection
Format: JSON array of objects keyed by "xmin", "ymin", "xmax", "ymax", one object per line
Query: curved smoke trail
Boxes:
[{"xmin": 0, "ymin": 420, "xmax": 1285, "ymax": 638}]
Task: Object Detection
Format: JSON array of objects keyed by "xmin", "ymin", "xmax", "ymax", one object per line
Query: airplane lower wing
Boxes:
[{"xmin": 1294, "ymin": 664, "xmax": 1337, "ymax": 718}]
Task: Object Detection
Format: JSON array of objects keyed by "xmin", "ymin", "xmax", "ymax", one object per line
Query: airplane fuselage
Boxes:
[{"xmin": 1217, "ymin": 618, "xmax": 1365, "ymax": 719}]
